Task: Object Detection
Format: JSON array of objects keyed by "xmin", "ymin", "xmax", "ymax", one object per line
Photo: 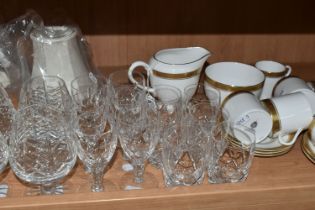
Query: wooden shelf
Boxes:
[{"xmin": 1, "ymin": 63, "xmax": 315, "ymax": 210}]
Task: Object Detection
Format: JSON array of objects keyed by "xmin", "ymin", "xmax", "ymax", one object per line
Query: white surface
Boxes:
[{"xmin": 223, "ymin": 92, "xmax": 272, "ymax": 143}]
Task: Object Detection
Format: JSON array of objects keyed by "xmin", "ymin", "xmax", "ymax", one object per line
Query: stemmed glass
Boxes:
[
  {"xmin": 107, "ymin": 70, "xmax": 145, "ymax": 167},
  {"xmin": 71, "ymin": 74, "xmax": 118, "ymax": 192},
  {"xmin": 113, "ymin": 85, "xmax": 159, "ymax": 186},
  {"xmin": 71, "ymin": 74, "xmax": 108, "ymax": 136},
  {"xmin": 116, "ymin": 117, "xmax": 159, "ymax": 185},
  {"xmin": 9, "ymin": 104, "xmax": 77, "ymax": 195},
  {"xmin": 75, "ymin": 130, "xmax": 117, "ymax": 192}
]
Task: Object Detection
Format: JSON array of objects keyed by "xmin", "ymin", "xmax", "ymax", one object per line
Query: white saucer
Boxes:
[
  {"xmin": 255, "ymin": 134, "xmax": 294, "ymax": 150},
  {"xmin": 229, "ymin": 134, "xmax": 293, "ymax": 157}
]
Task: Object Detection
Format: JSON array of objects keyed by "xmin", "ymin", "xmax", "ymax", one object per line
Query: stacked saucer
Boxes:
[
  {"xmin": 301, "ymin": 132, "xmax": 315, "ymax": 164},
  {"xmin": 229, "ymin": 134, "xmax": 294, "ymax": 157}
]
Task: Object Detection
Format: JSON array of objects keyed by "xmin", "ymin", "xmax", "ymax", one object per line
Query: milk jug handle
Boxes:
[
  {"xmin": 128, "ymin": 61, "xmax": 154, "ymax": 93},
  {"xmin": 285, "ymin": 65, "xmax": 292, "ymax": 77},
  {"xmin": 278, "ymin": 127, "xmax": 303, "ymax": 146}
]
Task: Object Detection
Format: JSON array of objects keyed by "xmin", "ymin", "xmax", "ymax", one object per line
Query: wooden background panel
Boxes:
[
  {"xmin": 1, "ymin": 0, "xmax": 315, "ymax": 34},
  {"xmin": 87, "ymin": 34, "xmax": 315, "ymax": 67},
  {"xmin": 1, "ymin": 0, "xmax": 315, "ymax": 66}
]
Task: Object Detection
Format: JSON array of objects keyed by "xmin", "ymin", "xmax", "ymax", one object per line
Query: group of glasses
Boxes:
[{"xmin": 0, "ymin": 69, "xmax": 256, "ymax": 196}]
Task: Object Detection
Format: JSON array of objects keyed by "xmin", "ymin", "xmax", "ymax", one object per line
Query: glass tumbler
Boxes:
[
  {"xmin": 208, "ymin": 125, "xmax": 256, "ymax": 184},
  {"xmin": 161, "ymin": 117, "xmax": 210, "ymax": 187},
  {"xmin": 147, "ymin": 85, "xmax": 182, "ymax": 168}
]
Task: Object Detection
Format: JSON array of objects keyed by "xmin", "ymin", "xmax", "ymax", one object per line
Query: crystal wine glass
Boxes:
[
  {"xmin": 9, "ymin": 104, "xmax": 77, "ymax": 195},
  {"xmin": 117, "ymin": 117, "xmax": 159, "ymax": 184},
  {"xmin": 75, "ymin": 130, "xmax": 117, "ymax": 192},
  {"xmin": 71, "ymin": 74, "xmax": 108, "ymax": 136}
]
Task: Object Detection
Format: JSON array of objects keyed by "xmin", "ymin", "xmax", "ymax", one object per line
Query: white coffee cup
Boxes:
[
  {"xmin": 273, "ymin": 76, "xmax": 315, "ymax": 115},
  {"xmin": 262, "ymin": 92, "xmax": 313, "ymax": 146},
  {"xmin": 222, "ymin": 91, "xmax": 272, "ymax": 143},
  {"xmin": 255, "ymin": 60, "xmax": 291, "ymax": 100},
  {"xmin": 204, "ymin": 62, "xmax": 265, "ymax": 104}
]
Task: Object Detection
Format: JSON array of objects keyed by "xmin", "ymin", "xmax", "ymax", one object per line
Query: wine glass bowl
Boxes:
[{"xmin": 9, "ymin": 104, "xmax": 77, "ymax": 195}]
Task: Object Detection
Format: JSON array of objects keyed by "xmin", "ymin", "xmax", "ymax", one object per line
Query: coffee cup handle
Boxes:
[
  {"xmin": 285, "ymin": 65, "xmax": 292, "ymax": 77},
  {"xmin": 278, "ymin": 127, "xmax": 303, "ymax": 146},
  {"xmin": 128, "ymin": 61, "xmax": 155, "ymax": 93}
]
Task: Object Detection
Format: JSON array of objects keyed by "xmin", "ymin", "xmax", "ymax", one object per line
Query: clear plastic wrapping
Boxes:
[
  {"xmin": 25, "ymin": 24, "xmax": 95, "ymax": 92},
  {"xmin": 0, "ymin": 10, "xmax": 97, "ymax": 97},
  {"xmin": 0, "ymin": 10, "xmax": 43, "ymax": 96}
]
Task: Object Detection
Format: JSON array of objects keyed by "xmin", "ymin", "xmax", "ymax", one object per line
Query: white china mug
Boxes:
[
  {"xmin": 262, "ymin": 92, "xmax": 313, "ymax": 146},
  {"xmin": 222, "ymin": 91, "xmax": 272, "ymax": 143},
  {"xmin": 273, "ymin": 76, "xmax": 315, "ymax": 115},
  {"xmin": 204, "ymin": 62, "xmax": 265, "ymax": 104},
  {"xmin": 255, "ymin": 60, "xmax": 291, "ymax": 100}
]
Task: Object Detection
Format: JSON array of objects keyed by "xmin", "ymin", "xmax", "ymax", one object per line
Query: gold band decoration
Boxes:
[
  {"xmin": 307, "ymin": 119, "xmax": 315, "ymax": 140},
  {"xmin": 205, "ymin": 76, "xmax": 264, "ymax": 92},
  {"xmin": 261, "ymin": 99, "xmax": 281, "ymax": 134},
  {"xmin": 152, "ymin": 68, "xmax": 200, "ymax": 79},
  {"xmin": 220, "ymin": 91, "xmax": 253, "ymax": 109},
  {"xmin": 261, "ymin": 68, "xmax": 289, "ymax": 78}
]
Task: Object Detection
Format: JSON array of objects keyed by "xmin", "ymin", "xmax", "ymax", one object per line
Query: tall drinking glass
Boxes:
[
  {"xmin": 161, "ymin": 117, "xmax": 209, "ymax": 187},
  {"xmin": 147, "ymin": 85, "xmax": 182, "ymax": 168},
  {"xmin": 208, "ymin": 125, "xmax": 256, "ymax": 183}
]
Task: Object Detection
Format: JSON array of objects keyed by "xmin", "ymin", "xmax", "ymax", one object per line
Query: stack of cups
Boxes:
[{"xmin": 204, "ymin": 60, "xmax": 315, "ymax": 183}]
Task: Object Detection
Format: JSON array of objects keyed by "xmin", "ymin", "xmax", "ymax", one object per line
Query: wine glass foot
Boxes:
[
  {"xmin": 77, "ymin": 178, "xmax": 118, "ymax": 193},
  {"xmin": 0, "ymin": 183, "xmax": 8, "ymax": 198},
  {"xmin": 24, "ymin": 181, "xmax": 77, "ymax": 196},
  {"xmin": 119, "ymin": 172, "xmax": 159, "ymax": 191}
]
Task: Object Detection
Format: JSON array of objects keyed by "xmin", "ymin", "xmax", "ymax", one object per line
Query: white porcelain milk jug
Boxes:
[{"xmin": 128, "ymin": 47, "xmax": 211, "ymax": 100}]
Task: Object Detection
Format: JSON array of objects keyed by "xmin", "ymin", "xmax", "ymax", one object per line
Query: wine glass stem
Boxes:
[
  {"xmin": 133, "ymin": 163, "xmax": 145, "ymax": 183},
  {"xmin": 91, "ymin": 166, "xmax": 105, "ymax": 192}
]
